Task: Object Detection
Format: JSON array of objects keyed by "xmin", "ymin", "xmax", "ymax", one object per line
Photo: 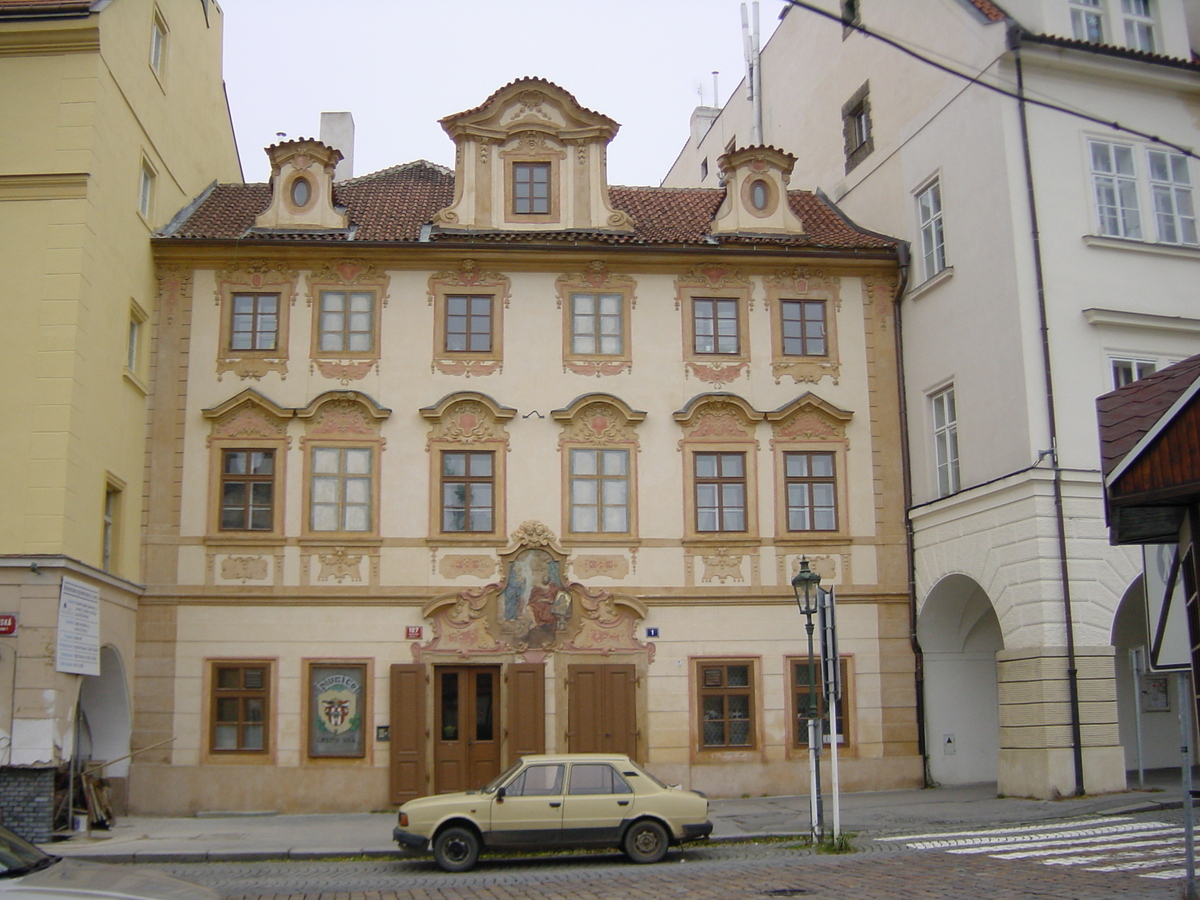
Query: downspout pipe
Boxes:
[
  {"xmin": 891, "ymin": 242, "xmax": 928, "ymax": 781},
  {"xmin": 1013, "ymin": 34, "xmax": 1086, "ymax": 797}
]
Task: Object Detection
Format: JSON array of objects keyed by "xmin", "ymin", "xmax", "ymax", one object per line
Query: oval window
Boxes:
[
  {"xmin": 290, "ymin": 176, "xmax": 312, "ymax": 208},
  {"xmin": 750, "ymin": 180, "xmax": 770, "ymax": 211}
]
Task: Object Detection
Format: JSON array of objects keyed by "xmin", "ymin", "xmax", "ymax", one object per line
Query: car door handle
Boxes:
[
  {"xmin": 549, "ymin": 801, "xmax": 562, "ymax": 807},
  {"xmin": 617, "ymin": 800, "xmax": 630, "ymax": 806}
]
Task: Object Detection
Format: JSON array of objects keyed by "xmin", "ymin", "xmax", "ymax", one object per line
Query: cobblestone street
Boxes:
[{"xmin": 139, "ymin": 835, "xmax": 1186, "ymax": 900}]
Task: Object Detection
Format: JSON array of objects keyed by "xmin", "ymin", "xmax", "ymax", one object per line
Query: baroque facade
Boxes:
[
  {"xmin": 0, "ymin": 0, "xmax": 240, "ymax": 837},
  {"xmin": 133, "ymin": 79, "xmax": 917, "ymax": 813},
  {"xmin": 665, "ymin": 0, "xmax": 1200, "ymax": 797}
]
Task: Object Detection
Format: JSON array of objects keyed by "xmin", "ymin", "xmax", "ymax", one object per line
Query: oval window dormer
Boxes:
[{"xmin": 289, "ymin": 175, "xmax": 312, "ymax": 210}]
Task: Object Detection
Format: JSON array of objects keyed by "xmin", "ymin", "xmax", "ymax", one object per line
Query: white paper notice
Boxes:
[{"xmin": 55, "ymin": 576, "xmax": 100, "ymax": 676}]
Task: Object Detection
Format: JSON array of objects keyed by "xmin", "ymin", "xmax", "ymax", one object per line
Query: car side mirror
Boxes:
[{"xmin": 495, "ymin": 786, "xmax": 506, "ymax": 802}]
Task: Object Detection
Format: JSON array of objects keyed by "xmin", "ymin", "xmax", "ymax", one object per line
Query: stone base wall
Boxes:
[
  {"xmin": 0, "ymin": 767, "xmax": 55, "ymax": 841},
  {"xmin": 997, "ymin": 646, "xmax": 1125, "ymax": 798}
]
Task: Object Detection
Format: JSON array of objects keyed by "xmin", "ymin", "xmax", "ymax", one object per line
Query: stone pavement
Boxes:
[{"xmin": 38, "ymin": 768, "xmax": 1195, "ymax": 864}]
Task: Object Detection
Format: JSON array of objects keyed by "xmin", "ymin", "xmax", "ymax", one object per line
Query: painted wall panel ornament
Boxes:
[
  {"xmin": 767, "ymin": 394, "xmax": 853, "ymax": 450},
  {"xmin": 317, "ymin": 547, "xmax": 364, "ymax": 583},
  {"xmin": 677, "ymin": 400, "xmax": 759, "ymax": 449},
  {"xmin": 311, "ymin": 359, "xmax": 376, "ymax": 384},
  {"xmin": 673, "ymin": 266, "xmax": 753, "ymax": 303},
  {"xmin": 572, "ymin": 555, "xmax": 629, "ymax": 580},
  {"xmin": 426, "ymin": 399, "xmax": 510, "ymax": 448},
  {"xmin": 305, "ymin": 396, "xmax": 381, "ymax": 438},
  {"xmin": 208, "ymin": 405, "xmax": 289, "ymax": 445},
  {"xmin": 428, "ymin": 259, "xmax": 512, "ymax": 303},
  {"xmin": 413, "ymin": 522, "xmax": 650, "ymax": 661},
  {"xmin": 220, "ymin": 556, "xmax": 268, "ymax": 582},
  {"xmin": 701, "ymin": 549, "xmax": 745, "ymax": 583},
  {"xmin": 306, "ymin": 258, "xmax": 390, "ymax": 299},
  {"xmin": 156, "ymin": 265, "xmax": 193, "ymax": 327},
  {"xmin": 686, "ymin": 360, "xmax": 749, "ymax": 387},
  {"xmin": 788, "ymin": 553, "xmax": 845, "ymax": 585},
  {"xmin": 439, "ymin": 555, "xmax": 497, "ymax": 580},
  {"xmin": 558, "ymin": 402, "xmax": 639, "ymax": 446}
]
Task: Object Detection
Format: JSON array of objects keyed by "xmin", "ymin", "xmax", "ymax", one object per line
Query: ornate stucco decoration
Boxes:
[
  {"xmin": 764, "ymin": 266, "xmax": 843, "ymax": 385},
  {"xmin": 571, "ymin": 555, "xmax": 630, "ymax": 580},
  {"xmin": 674, "ymin": 393, "xmax": 764, "ymax": 450},
  {"xmin": 317, "ymin": 547, "xmax": 364, "ymax": 583},
  {"xmin": 427, "ymin": 260, "xmax": 512, "ymax": 377},
  {"xmin": 253, "ymin": 138, "xmax": 346, "ymax": 232},
  {"xmin": 421, "ymin": 391, "xmax": 516, "ymax": 450},
  {"xmin": 412, "ymin": 521, "xmax": 652, "ymax": 661},
  {"xmin": 439, "ymin": 555, "xmax": 498, "ymax": 580},
  {"xmin": 203, "ymin": 389, "xmax": 294, "ymax": 447},
  {"xmin": 220, "ymin": 556, "xmax": 268, "ymax": 583},
  {"xmin": 297, "ymin": 390, "xmax": 391, "ymax": 442},
  {"xmin": 156, "ymin": 264, "xmax": 193, "ymax": 328},
  {"xmin": 766, "ymin": 393, "xmax": 853, "ymax": 449},
  {"xmin": 555, "ymin": 261, "xmax": 638, "ymax": 376},
  {"xmin": 306, "ymin": 259, "xmax": 391, "ymax": 383},
  {"xmin": 552, "ymin": 393, "xmax": 645, "ymax": 447},
  {"xmin": 431, "ymin": 78, "xmax": 635, "ymax": 234},
  {"xmin": 701, "ymin": 549, "xmax": 745, "ymax": 583},
  {"xmin": 710, "ymin": 145, "xmax": 806, "ymax": 237},
  {"xmin": 214, "ymin": 259, "xmax": 299, "ymax": 381}
]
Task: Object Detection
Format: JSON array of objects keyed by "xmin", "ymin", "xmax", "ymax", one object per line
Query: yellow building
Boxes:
[
  {"xmin": 0, "ymin": 0, "xmax": 240, "ymax": 837},
  {"xmin": 136, "ymin": 79, "xmax": 918, "ymax": 814}
]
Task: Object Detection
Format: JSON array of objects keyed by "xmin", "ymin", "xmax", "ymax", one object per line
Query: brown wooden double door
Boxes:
[
  {"xmin": 389, "ymin": 662, "xmax": 545, "ymax": 804},
  {"xmin": 567, "ymin": 664, "xmax": 638, "ymax": 760}
]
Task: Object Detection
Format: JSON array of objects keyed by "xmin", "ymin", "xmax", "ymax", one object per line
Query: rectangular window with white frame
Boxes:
[
  {"xmin": 931, "ymin": 387, "xmax": 960, "ymax": 497},
  {"xmin": 569, "ymin": 448, "xmax": 630, "ymax": 534},
  {"xmin": 1121, "ymin": 0, "xmax": 1155, "ymax": 51},
  {"xmin": 916, "ymin": 179, "xmax": 946, "ymax": 281},
  {"xmin": 1090, "ymin": 140, "xmax": 1141, "ymax": 239},
  {"xmin": 139, "ymin": 159, "xmax": 156, "ymax": 221},
  {"xmin": 310, "ymin": 446, "xmax": 373, "ymax": 533},
  {"xmin": 1088, "ymin": 139, "xmax": 1196, "ymax": 245},
  {"xmin": 1071, "ymin": 0, "xmax": 1105, "ymax": 42},
  {"xmin": 1147, "ymin": 150, "xmax": 1197, "ymax": 245},
  {"xmin": 150, "ymin": 9, "xmax": 167, "ymax": 75},
  {"xmin": 571, "ymin": 293, "xmax": 624, "ymax": 356},
  {"xmin": 1111, "ymin": 357, "xmax": 1157, "ymax": 389}
]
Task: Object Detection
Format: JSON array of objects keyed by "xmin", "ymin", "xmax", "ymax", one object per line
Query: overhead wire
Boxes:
[{"xmin": 780, "ymin": 0, "xmax": 1200, "ymax": 161}]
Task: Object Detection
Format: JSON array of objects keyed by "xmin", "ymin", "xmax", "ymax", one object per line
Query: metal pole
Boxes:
[
  {"xmin": 1130, "ymin": 647, "xmax": 1145, "ymax": 790},
  {"xmin": 1181, "ymin": 669, "xmax": 1196, "ymax": 900},
  {"xmin": 829, "ymin": 689, "xmax": 841, "ymax": 839},
  {"xmin": 805, "ymin": 613, "xmax": 823, "ymax": 843}
]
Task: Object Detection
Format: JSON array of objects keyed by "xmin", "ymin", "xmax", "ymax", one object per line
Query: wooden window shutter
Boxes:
[
  {"xmin": 505, "ymin": 663, "xmax": 545, "ymax": 764},
  {"xmin": 389, "ymin": 664, "xmax": 427, "ymax": 805}
]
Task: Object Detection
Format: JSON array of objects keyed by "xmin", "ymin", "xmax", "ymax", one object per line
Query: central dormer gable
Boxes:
[
  {"xmin": 254, "ymin": 139, "xmax": 347, "ymax": 232},
  {"xmin": 710, "ymin": 145, "xmax": 806, "ymax": 237},
  {"xmin": 432, "ymin": 78, "xmax": 634, "ymax": 234}
]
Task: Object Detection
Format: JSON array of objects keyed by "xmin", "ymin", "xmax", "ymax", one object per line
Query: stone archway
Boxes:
[
  {"xmin": 1111, "ymin": 575, "xmax": 1188, "ymax": 771},
  {"xmin": 79, "ymin": 645, "xmax": 131, "ymax": 809},
  {"xmin": 918, "ymin": 574, "xmax": 1002, "ymax": 785}
]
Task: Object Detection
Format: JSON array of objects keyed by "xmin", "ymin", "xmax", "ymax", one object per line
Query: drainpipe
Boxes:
[
  {"xmin": 1013, "ymin": 37, "xmax": 1086, "ymax": 797},
  {"xmin": 891, "ymin": 243, "xmax": 928, "ymax": 781}
]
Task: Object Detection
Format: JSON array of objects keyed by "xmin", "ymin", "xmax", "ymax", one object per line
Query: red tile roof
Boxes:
[
  {"xmin": 966, "ymin": 0, "xmax": 1007, "ymax": 22},
  {"xmin": 1097, "ymin": 354, "xmax": 1200, "ymax": 478},
  {"xmin": 162, "ymin": 160, "xmax": 896, "ymax": 252}
]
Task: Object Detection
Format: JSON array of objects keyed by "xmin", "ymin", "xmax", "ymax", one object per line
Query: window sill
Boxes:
[
  {"xmin": 123, "ymin": 368, "xmax": 148, "ymax": 395},
  {"xmin": 905, "ymin": 265, "xmax": 954, "ymax": 301},
  {"xmin": 1083, "ymin": 234, "xmax": 1200, "ymax": 260}
]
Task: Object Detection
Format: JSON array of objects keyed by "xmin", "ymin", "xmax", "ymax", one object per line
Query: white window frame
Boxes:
[
  {"xmin": 1070, "ymin": 0, "xmax": 1105, "ymax": 42},
  {"xmin": 1121, "ymin": 0, "xmax": 1155, "ymax": 51},
  {"xmin": 310, "ymin": 446, "xmax": 373, "ymax": 533},
  {"xmin": 1089, "ymin": 139, "xmax": 1142, "ymax": 240},
  {"xmin": 138, "ymin": 158, "xmax": 156, "ymax": 221},
  {"xmin": 1110, "ymin": 356, "xmax": 1157, "ymax": 389},
  {"xmin": 916, "ymin": 178, "xmax": 946, "ymax": 282},
  {"xmin": 568, "ymin": 447, "xmax": 630, "ymax": 534},
  {"xmin": 1147, "ymin": 149, "xmax": 1197, "ymax": 245},
  {"xmin": 931, "ymin": 387, "xmax": 960, "ymax": 498},
  {"xmin": 149, "ymin": 9, "xmax": 167, "ymax": 75}
]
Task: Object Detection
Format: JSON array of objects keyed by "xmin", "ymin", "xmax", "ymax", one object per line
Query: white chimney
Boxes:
[{"xmin": 319, "ymin": 111, "xmax": 355, "ymax": 181}]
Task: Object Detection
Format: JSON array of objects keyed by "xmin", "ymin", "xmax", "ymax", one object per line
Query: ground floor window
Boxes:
[
  {"xmin": 696, "ymin": 659, "xmax": 756, "ymax": 749},
  {"xmin": 211, "ymin": 662, "xmax": 270, "ymax": 753},
  {"xmin": 790, "ymin": 656, "xmax": 850, "ymax": 748}
]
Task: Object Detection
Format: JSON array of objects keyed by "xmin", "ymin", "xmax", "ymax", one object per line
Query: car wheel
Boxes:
[
  {"xmin": 623, "ymin": 819, "xmax": 669, "ymax": 863},
  {"xmin": 433, "ymin": 826, "xmax": 480, "ymax": 872}
]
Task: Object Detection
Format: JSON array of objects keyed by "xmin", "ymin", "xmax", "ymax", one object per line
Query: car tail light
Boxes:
[{"xmin": 399, "ymin": 812, "xmax": 408, "ymax": 827}]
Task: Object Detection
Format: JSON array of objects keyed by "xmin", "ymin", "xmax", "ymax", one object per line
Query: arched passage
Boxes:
[
  {"xmin": 1111, "ymin": 576, "xmax": 1186, "ymax": 771},
  {"xmin": 918, "ymin": 574, "xmax": 1002, "ymax": 785},
  {"xmin": 78, "ymin": 646, "xmax": 131, "ymax": 778}
]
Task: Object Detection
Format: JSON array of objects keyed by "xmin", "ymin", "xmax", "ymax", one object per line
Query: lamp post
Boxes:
[{"xmin": 791, "ymin": 557, "xmax": 824, "ymax": 844}]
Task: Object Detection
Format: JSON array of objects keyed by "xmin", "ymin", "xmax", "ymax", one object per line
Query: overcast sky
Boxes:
[{"xmin": 221, "ymin": 0, "xmax": 780, "ymax": 187}]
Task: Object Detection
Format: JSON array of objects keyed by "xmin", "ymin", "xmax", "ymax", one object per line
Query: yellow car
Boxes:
[{"xmin": 393, "ymin": 753, "xmax": 712, "ymax": 871}]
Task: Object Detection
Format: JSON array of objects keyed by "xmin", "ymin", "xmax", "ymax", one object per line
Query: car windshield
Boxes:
[
  {"xmin": 0, "ymin": 825, "xmax": 56, "ymax": 878},
  {"xmin": 480, "ymin": 761, "xmax": 522, "ymax": 793}
]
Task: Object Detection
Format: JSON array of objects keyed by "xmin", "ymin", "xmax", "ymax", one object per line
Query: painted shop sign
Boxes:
[
  {"xmin": 55, "ymin": 576, "xmax": 99, "ymax": 676},
  {"xmin": 309, "ymin": 663, "xmax": 366, "ymax": 758},
  {"xmin": 0, "ymin": 615, "xmax": 16, "ymax": 636}
]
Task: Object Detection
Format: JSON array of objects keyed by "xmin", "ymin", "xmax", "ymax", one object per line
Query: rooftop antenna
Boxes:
[
  {"xmin": 740, "ymin": 2, "xmax": 763, "ymax": 144},
  {"xmin": 712, "ymin": 70, "xmax": 719, "ymax": 107}
]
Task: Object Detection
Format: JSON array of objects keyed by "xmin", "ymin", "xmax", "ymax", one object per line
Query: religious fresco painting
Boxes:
[{"xmin": 500, "ymin": 548, "xmax": 573, "ymax": 649}]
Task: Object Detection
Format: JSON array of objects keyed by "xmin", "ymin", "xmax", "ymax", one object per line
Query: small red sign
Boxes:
[
  {"xmin": 405, "ymin": 626, "xmax": 422, "ymax": 640},
  {"xmin": 0, "ymin": 615, "xmax": 16, "ymax": 636}
]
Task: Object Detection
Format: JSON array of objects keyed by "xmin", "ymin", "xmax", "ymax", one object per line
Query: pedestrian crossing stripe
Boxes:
[{"xmin": 878, "ymin": 817, "xmax": 1187, "ymax": 883}]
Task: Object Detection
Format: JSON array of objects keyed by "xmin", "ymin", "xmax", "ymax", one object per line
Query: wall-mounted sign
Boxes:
[
  {"xmin": 308, "ymin": 663, "xmax": 366, "ymax": 758},
  {"xmin": 55, "ymin": 577, "xmax": 99, "ymax": 676},
  {"xmin": 646, "ymin": 627, "xmax": 659, "ymax": 638},
  {"xmin": 0, "ymin": 615, "xmax": 16, "ymax": 636},
  {"xmin": 405, "ymin": 625, "xmax": 422, "ymax": 640}
]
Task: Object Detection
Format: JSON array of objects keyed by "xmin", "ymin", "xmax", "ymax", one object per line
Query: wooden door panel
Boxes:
[
  {"xmin": 506, "ymin": 663, "xmax": 545, "ymax": 763},
  {"xmin": 389, "ymin": 664, "xmax": 427, "ymax": 805},
  {"xmin": 568, "ymin": 664, "xmax": 637, "ymax": 759}
]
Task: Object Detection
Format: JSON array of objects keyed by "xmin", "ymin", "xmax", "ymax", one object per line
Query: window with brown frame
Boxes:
[
  {"xmin": 310, "ymin": 446, "xmax": 373, "ymax": 533},
  {"xmin": 441, "ymin": 450, "xmax": 494, "ymax": 533},
  {"xmin": 211, "ymin": 663, "xmax": 269, "ymax": 752},
  {"xmin": 569, "ymin": 448, "xmax": 630, "ymax": 534},
  {"xmin": 317, "ymin": 290, "xmax": 375, "ymax": 355},
  {"xmin": 784, "ymin": 451, "xmax": 837, "ymax": 532},
  {"xmin": 780, "ymin": 300, "xmax": 827, "ymax": 357},
  {"xmin": 229, "ymin": 293, "xmax": 280, "ymax": 353},
  {"xmin": 570, "ymin": 293, "xmax": 624, "ymax": 356},
  {"xmin": 694, "ymin": 451, "xmax": 746, "ymax": 533},
  {"xmin": 698, "ymin": 661, "xmax": 755, "ymax": 748},
  {"xmin": 841, "ymin": 82, "xmax": 873, "ymax": 173},
  {"xmin": 692, "ymin": 298, "xmax": 740, "ymax": 355},
  {"xmin": 513, "ymin": 162, "xmax": 551, "ymax": 214},
  {"xmin": 791, "ymin": 657, "xmax": 849, "ymax": 748},
  {"xmin": 220, "ymin": 449, "xmax": 275, "ymax": 531},
  {"xmin": 445, "ymin": 295, "xmax": 493, "ymax": 353}
]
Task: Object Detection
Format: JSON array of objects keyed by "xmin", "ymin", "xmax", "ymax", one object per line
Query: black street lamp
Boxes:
[{"xmin": 791, "ymin": 557, "xmax": 824, "ymax": 844}]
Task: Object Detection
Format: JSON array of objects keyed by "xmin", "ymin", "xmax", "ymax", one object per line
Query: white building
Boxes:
[{"xmin": 665, "ymin": 0, "xmax": 1200, "ymax": 798}]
